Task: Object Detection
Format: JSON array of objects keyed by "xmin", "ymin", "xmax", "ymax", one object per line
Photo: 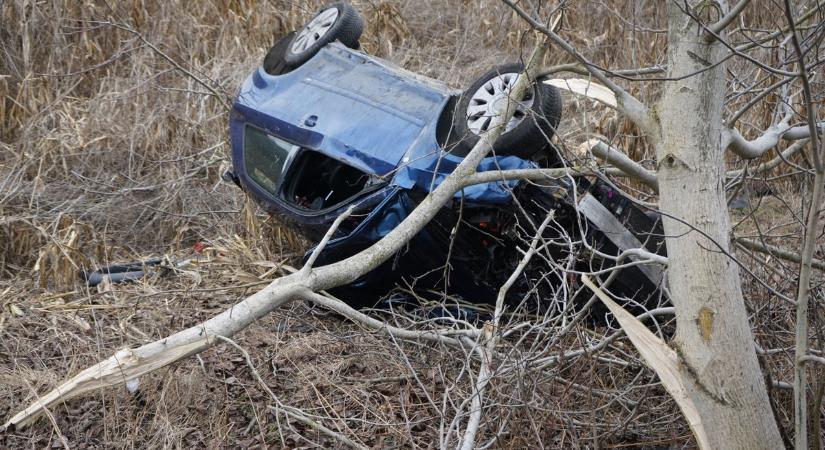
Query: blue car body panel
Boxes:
[
  {"xmin": 228, "ymin": 42, "xmax": 551, "ymax": 304},
  {"xmin": 230, "ymin": 43, "xmax": 533, "ymax": 217}
]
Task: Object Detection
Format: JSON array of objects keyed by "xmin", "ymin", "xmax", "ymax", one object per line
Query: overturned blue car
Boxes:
[{"xmin": 225, "ymin": 2, "xmax": 665, "ymax": 312}]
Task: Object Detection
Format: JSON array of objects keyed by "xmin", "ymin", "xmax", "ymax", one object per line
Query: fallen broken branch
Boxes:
[{"xmin": 4, "ymin": 34, "xmax": 548, "ymax": 431}]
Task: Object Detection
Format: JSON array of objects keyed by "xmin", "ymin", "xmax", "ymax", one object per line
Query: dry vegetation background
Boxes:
[{"xmin": 0, "ymin": 0, "xmax": 822, "ymax": 448}]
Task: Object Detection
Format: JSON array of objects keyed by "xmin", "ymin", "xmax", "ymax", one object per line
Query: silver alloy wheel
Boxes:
[
  {"xmin": 465, "ymin": 72, "xmax": 534, "ymax": 135},
  {"xmin": 290, "ymin": 7, "xmax": 340, "ymax": 55}
]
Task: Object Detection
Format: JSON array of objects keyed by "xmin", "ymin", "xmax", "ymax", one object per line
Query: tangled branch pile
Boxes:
[{"xmin": 2, "ymin": 0, "xmax": 823, "ymax": 448}]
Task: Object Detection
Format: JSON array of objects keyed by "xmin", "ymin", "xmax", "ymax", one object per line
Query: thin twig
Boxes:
[
  {"xmin": 458, "ymin": 211, "xmax": 554, "ymax": 450},
  {"xmin": 781, "ymin": 1, "xmax": 825, "ymax": 448},
  {"xmin": 302, "ymin": 205, "xmax": 355, "ymax": 273},
  {"xmin": 96, "ymin": 20, "xmax": 231, "ymax": 109}
]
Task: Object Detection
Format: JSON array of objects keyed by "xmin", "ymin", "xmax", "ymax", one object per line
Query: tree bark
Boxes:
[{"xmin": 654, "ymin": 3, "xmax": 783, "ymax": 448}]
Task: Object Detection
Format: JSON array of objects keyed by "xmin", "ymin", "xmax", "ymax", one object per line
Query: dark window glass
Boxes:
[
  {"xmin": 283, "ymin": 151, "xmax": 371, "ymax": 211},
  {"xmin": 243, "ymin": 125, "xmax": 295, "ymax": 195}
]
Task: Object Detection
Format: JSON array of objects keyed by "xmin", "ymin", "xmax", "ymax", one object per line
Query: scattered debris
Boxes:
[{"xmin": 78, "ymin": 256, "xmax": 201, "ymax": 287}]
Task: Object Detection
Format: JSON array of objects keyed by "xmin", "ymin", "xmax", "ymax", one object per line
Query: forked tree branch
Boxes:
[
  {"xmin": 726, "ymin": 120, "xmax": 794, "ymax": 159},
  {"xmin": 536, "ymin": 2, "xmax": 821, "ymax": 80},
  {"xmin": 726, "ymin": 139, "xmax": 809, "ymax": 178}
]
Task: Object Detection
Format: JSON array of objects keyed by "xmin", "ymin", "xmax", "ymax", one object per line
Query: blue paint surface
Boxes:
[
  {"xmin": 230, "ymin": 43, "xmax": 533, "ymax": 215},
  {"xmin": 229, "ymin": 43, "xmax": 538, "ymax": 302}
]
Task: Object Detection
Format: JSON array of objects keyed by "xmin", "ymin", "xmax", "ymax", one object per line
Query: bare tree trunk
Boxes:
[{"xmin": 654, "ymin": 3, "xmax": 783, "ymax": 448}]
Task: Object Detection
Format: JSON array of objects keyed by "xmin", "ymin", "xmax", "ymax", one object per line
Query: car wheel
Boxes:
[
  {"xmin": 263, "ymin": 31, "xmax": 297, "ymax": 76},
  {"xmin": 283, "ymin": 2, "xmax": 364, "ymax": 67},
  {"xmin": 452, "ymin": 63, "xmax": 562, "ymax": 159}
]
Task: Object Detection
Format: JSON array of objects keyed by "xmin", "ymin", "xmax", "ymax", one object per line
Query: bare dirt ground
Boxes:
[{"xmin": 1, "ymin": 1, "xmax": 818, "ymax": 448}]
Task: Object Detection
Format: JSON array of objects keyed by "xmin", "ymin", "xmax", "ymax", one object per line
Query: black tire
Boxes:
[
  {"xmin": 263, "ymin": 31, "xmax": 297, "ymax": 76},
  {"xmin": 283, "ymin": 2, "xmax": 364, "ymax": 67},
  {"xmin": 452, "ymin": 63, "xmax": 563, "ymax": 159}
]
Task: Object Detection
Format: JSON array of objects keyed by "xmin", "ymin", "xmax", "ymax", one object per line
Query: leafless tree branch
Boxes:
[{"xmin": 501, "ymin": 0, "xmax": 658, "ymax": 140}]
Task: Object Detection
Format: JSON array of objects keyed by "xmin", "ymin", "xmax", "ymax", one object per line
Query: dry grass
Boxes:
[{"xmin": 1, "ymin": 0, "xmax": 822, "ymax": 448}]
